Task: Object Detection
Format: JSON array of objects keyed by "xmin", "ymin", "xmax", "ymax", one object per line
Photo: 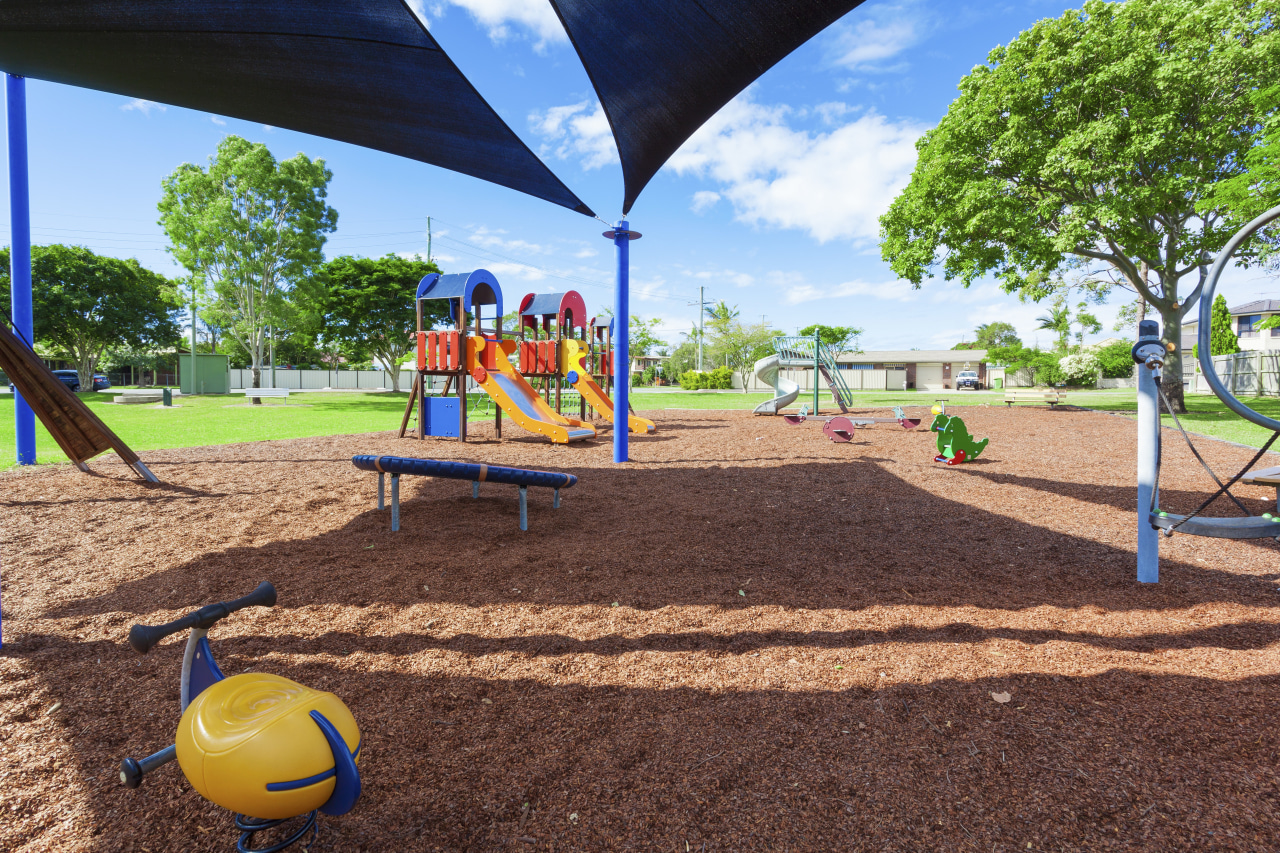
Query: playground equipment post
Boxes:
[
  {"xmin": 7, "ymin": 74, "xmax": 34, "ymax": 465},
  {"xmin": 1135, "ymin": 319, "xmax": 1161, "ymax": 583},
  {"xmin": 812, "ymin": 329, "xmax": 820, "ymax": 416}
]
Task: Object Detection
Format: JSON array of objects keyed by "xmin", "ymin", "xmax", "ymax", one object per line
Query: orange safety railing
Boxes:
[{"xmin": 419, "ymin": 331, "xmax": 461, "ymax": 371}]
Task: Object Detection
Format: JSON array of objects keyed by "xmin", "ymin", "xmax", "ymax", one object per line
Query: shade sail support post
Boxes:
[
  {"xmin": 7, "ymin": 74, "xmax": 34, "ymax": 466},
  {"xmin": 605, "ymin": 220, "xmax": 641, "ymax": 463}
]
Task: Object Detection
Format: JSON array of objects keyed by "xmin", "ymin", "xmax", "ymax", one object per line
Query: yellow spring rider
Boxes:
[{"xmin": 119, "ymin": 583, "xmax": 361, "ymax": 852}]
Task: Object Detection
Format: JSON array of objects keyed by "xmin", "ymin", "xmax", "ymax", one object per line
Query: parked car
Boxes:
[
  {"xmin": 51, "ymin": 369, "xmax": 81, "ymax": 392},
  {"xmin": 955, "ymin": 370, "xmax": 983, "ymax": 390},
  {"xmin": 49, "ymin": 371, "xmax": 111, "ymax": 391}
]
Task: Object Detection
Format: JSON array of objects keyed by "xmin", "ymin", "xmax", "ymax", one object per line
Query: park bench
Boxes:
[
  {"xmin": 1004, "ymin": 389, "xmax": 1067, "ymax": 408},
  {"xmin": 234, "ymin": 387, "xmax": 289, "ymax": 399}
]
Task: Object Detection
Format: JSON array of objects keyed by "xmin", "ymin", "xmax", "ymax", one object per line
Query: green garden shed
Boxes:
[{"xmin": 178, "ymin": 353, "xmax": 231, "ymax": 395}]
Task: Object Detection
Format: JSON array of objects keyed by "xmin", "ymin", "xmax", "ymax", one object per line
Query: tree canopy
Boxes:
[
  {"xmin": 158, "ymin": 135, "xmax": 337, "ymax": 392},
  {"xmin": 798, "ymin": 324, "xmax": 863, "ymax": 354},
  {"xmin": 0, "ymin": 244, "xmax": 180, "ymax": 384},
  {"xmin": 301, "ymin": 254, "xmax": 442, "ymax": 392},
  {"xmin": 879, "ymin": 0, "xmax": 1280, "ymax": 410}
]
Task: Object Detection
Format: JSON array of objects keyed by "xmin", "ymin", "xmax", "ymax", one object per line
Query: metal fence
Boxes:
[{"xmin": 733, "ymin": 367, "xmax": 906, "ymax": 393}]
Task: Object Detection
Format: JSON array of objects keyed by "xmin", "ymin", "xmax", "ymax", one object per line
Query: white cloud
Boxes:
[
  {"xmin": 691, "ymin": 191, "xmax": 721, "ymax": 214},
  {"xmin": 210, "ymin": 116, "xmax": 226, "ymax": 126},
  {"xmin": 826, "ymin": 2, "xmax": 929, "ymax": 72},
  {"xmin": 529, "ymin": 101, "xmax": 617, "ymax": 170},
  {"xmin": 466, "ymin": 226, "xmax": 553, "ymax": 256},
  {"xmin": 437, "ymin": 0, "xmax": 566, "ymax": 47},
  {"xmin": 667, "ymin": 95, "xmax": 927, "ymax": 244},
  {"xmin": 121, "ymin": 99, "xmax": 165, "ymax": 116},
  {"xmin": 573, "ymin": 247, "xmax": 598, "ymax": 259},
  {"xmin": 688, "ymin": 268, "xmax": 755, "ymax": 288}
]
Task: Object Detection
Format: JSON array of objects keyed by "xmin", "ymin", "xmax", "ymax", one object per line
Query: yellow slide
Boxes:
[
  {"xmin": 562, "ymin": 339, "xmax": 656, "ymax": 434},
  {"xmin": 468, "ymin": 338, "xmax": 596, "ymax": 444}
]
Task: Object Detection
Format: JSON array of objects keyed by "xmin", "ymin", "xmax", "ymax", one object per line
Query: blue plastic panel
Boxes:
[{"xmin": 424, "ymin": 396, "xmax": 459, "ymax": 438}]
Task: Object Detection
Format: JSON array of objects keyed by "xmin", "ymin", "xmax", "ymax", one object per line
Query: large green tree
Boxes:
[
  {"xmin": 798, "ymin": 324, "xmax": 863, "ymax": 355},
  {"xmin": 302, "ymin": 254, "xmax": 442, "ymax": 392},
  {"xmin": 0, "ymin": 245, "xmax": 180, "ymax": 386},
  {"xmin": 880, "ymin": 0, "xmax": 1280, "ymax": 411},
  {"xmin": 158, "ymin": 135, "xmax": 337, "ymax": 397}
]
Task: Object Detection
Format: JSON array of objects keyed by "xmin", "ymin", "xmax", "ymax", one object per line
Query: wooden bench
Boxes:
[
  {"xmin": 1243, "ymin": 465, "xmax": 1280, "ymax": 514},
  {"xmin": 1004, "ymin": 389, "xmax": 1067, "ymax": 408}
]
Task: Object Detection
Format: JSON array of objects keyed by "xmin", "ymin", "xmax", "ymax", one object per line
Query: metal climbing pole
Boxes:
[{"xmin": 1134, "ymin": 319, "xmax": 1162, "ymax": 584}]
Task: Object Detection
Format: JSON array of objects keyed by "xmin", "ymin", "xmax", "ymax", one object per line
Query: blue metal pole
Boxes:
[
  {"xmin": 1135, "ymin": 321, "xmax": 1161, "ymax": 584},
  {"xmin": 612, "ymin": 219, "xmax": 630, "ymax": 463},
  {"xmin": 7, "ymin": 74, "xmax": 35, "ymax": 466}
]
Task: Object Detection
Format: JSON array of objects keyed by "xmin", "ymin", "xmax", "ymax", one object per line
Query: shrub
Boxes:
[
  {"xmin": 679, "ymin": 370, "xmax": 708, "ymax": 390},
  {"xmin": 1095, "ymin": 340, "xmax": 1135, "ymax": 379},
  {"xmin": 708, "ymin": 366, "xmax": 733, "ymax": 389},
  {"xmin": 1057, "ymin": 351, "xmax": 1101, "ymax": 386}
]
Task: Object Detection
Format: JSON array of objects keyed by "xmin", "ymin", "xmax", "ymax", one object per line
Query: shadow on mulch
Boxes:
[
  {"xmin": 8, "ymin": 631, "xmax": 1280, "ymax": 852},
  {"xmin": 46, "ymin": 458, "xmax": 1280, "ymax": 619}
]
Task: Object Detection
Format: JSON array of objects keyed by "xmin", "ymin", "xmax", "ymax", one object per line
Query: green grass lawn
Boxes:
[
  {"xmin": 3, "ymin": 385, "xmax": 1276, "ymax": 469},
  {"xmin": 0, "ymin": 391, "xmax": 498, "ymax": 469}
]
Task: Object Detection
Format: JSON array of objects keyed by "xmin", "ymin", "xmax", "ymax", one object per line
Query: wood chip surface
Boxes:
[{"xmin": 2, "ymin": 405, "xmax": 1279, "ymax": 851}]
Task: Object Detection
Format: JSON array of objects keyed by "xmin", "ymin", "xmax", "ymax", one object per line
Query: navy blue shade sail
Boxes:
[
  {"xmin": 548, "ymin": 0, "xmax": 868, "ymax": 213},
  {"xmin": 0, "ymin": 0, "xmax": 594, "ymax": 216}
]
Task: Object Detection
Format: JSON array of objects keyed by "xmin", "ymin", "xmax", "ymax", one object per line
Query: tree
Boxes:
[
  {"xmin": 712, "ymin": 321, "xmax": 777, "ymax": 392},
  {"xmin": 797, "ymin": 324, "xmax": 863, "ymax": 355},
  {"xmin": 302, "ymin": 254, "xmax": 442, "ymax": 392},
  {"xmin": 1095, "ymin": 340, "xmax": 1137, "ymax": 379},
  {"xmin": 1035, "ymin": 298, "xmax": 1072, "ymax": 352},
  {"xmin": 0, "ymin": 245, "xmax": 180, "ymax": 386},
  {"xmin": 159, "ymin": 135, "xmax": 338, "ymax": 400},
  {"xmin": 880, "ymin": 0, "xmax": 1280, "ymax": 411},
  {"xmin": 1072, "ymin": 305, "xmax": 1103, "ymax": 349},
  {"xmin": 973, "ymin": 322, "xmax": 1020, "ymax": 350},
  {"xmin": 628, "ymin": 315, "xmax": 664, "ymax": 358},
  {"xmin": 1208, "ymin": 293, "xmax": 1243, "ymax": 356}
]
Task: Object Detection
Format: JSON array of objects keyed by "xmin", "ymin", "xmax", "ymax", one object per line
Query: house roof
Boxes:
[
  {"xmin": 1230, "ymin": 300, "xmax": 1280, "ymax": 315},
  {"xmin": 838, "ymin": 350, "xmax": 988, "ymax": 363}
]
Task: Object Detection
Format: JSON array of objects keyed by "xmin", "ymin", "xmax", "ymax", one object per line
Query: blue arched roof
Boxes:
[{"xmin": 417, "ymin": 270, "xmax": 503, "ymax": 324}]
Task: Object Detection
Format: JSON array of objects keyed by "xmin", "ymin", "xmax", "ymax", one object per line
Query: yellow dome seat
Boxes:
[{"xmin": 176, "ymin": 673, "xmax": 361, "ymax": 820}]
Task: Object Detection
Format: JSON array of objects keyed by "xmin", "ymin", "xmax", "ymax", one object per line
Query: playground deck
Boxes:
[{"xmin": 2, "ymin": 407, "xmax": 1279, "ymax": 851}]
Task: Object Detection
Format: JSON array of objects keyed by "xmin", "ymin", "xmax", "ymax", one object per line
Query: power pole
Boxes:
[
  {"xmin": 688, "ymin": 286, "xmax": 709, "ymax": 371},
  {"xmin": 426, "ymin": 216, "xmax": 432, "ymax": 264}
]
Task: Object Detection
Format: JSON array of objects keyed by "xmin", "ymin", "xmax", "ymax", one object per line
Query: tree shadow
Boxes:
[{"xmin": 6, "ymin": 631, "xmax": 1280, "ymax": 851}]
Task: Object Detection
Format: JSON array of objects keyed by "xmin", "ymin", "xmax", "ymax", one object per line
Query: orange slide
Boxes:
[{"xmin": 561, "ymin": 339, "xmax": 655, "ymax": 434}]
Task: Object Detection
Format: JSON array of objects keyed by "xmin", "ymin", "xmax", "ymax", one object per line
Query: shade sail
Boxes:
[
  {"xmin": 0, "ymin": 0, "xmax": 594, "ymax": 216},
  {"xmin": 549, "ymin": 0, "xmax": 867, "ymax": 213}
]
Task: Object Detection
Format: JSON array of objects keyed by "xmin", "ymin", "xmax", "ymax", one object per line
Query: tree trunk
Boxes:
[
  {"xmin": 388, "ymin": 362, "xmax": 401, "ymax": 393},
  {"xmin": 1159, "ymin": 301, "xmax": 1187, "ymax": 413},
  {"xmin": 250, "ymin": 364, "xmax": 262, "ymax": 406}
]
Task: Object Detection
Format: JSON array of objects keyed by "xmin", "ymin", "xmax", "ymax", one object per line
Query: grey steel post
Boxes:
[
  {"xmin": 1134, "ymin": 319, "xmax": 1163, "ymax": 583},
  {"xmin": 377, "ymin": 472, "xmax": 385, "ymax": 510},
  {"xmin": 473, "ymin": 481, "xmax": 479, "ymax": 499},
  {"xmin": 553, "ymin": 488, "xmax": 560, "ymax": 509},
  {"xmin": 519, "ymin": 486, "xmax": 528, "ymax": 531},
  {"xmin": 391, "ymin": 474, "xmax": 400, "ymax": 532}
]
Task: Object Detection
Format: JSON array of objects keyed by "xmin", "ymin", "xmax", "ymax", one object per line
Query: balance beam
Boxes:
[{"xmin": 352, "ymin": 455, "xmax": 577, "ymax": 531}]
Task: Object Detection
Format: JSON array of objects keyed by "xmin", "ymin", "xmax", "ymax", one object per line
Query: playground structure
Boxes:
[
  {"xmin": 400, "ymin": 271, "xmax": 595, "ymax": 445},
  {"xmin": 353, "ymin": 455, "xmax": 577, "ymax": 532},
  {"xmin": 783, "ymin": 404, "xmax": 920, "ymax": 432},
  {"xmin": 929, "ymin": 411, "xmax": 988, "ymax": 465},
  {"xmin": 518, "ymin": 290, "xmax": 588, "ymax": 418},
  {"xmin": 1136, "ymin": 203, "xmax": 1280, "ymax": 582},
  {"xmin": 119, "ymin": 583, "xmax": 361, "ymax": 853},
  {"xmin": 754, "ymin": 333, "xmax": 854, "ymax": 416},
  {"xmin": 517, "ymin": 292, "xmax": 654, "ymax": 434}
]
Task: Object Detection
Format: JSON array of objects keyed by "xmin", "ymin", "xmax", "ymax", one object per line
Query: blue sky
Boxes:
[{"xmin": 3, "ymin": 0, "xmax": 1276, "ymax": 353}]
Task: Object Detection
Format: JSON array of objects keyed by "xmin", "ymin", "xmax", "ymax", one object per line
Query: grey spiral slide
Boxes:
[{"xmin": 752, "ymin": 354, "xmax": 801, "ymax": 414}]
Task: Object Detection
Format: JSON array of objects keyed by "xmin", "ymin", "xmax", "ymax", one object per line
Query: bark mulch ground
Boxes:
[{"xmin": 2, "ymin": 404, "xmax": 1280, "ymax": 852}]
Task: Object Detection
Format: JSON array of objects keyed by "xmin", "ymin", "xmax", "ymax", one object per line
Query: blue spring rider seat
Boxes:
[{"xmin": 119, "ymin": 583, "xmax": 361, "ymax": 853}]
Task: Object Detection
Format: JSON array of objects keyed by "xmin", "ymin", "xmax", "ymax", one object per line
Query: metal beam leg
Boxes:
[
  {"xmin": 377, "ymin": 472, "xmax": 385, "ymax": 510},
  {"xmin": 391, "ymin": 474, "xmax": 400, "ymax": 532},
  {"xmin": 473, "ymin": 481, "xmax": 479, "ymax": 499},
  {"xmin": 553, "ymin": 488, "xmax": 560, "ymax": 509},
  {"xmin": 519, "ymin": 486, "xmax": 527, "ymax": 531}
]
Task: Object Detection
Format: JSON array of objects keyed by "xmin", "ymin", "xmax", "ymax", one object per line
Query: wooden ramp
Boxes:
[{"xmin": 0, "ymin": 322, "xmax": 157, "ymax": 482}]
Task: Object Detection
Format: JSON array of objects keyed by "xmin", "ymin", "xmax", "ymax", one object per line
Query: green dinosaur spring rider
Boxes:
[{"xmin": 929, "ymin": 409, "xmax": 988, "ymax": 465}]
